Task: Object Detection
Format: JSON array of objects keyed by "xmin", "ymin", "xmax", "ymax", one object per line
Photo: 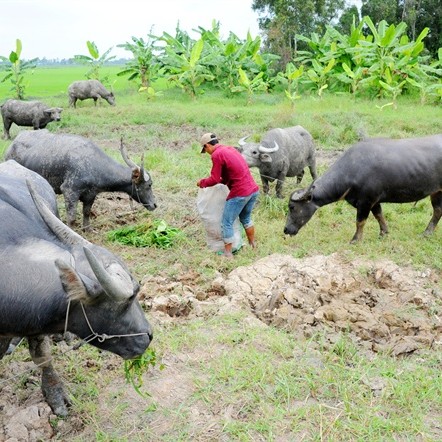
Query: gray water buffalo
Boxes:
[
  {"xmin": 5, "ymin": 129, "xmax": 157, "ymax": 229},
  {"xmin": 284, "ymin": 134, "xmax": 442, "ymax": 243},
  {"xmin": 1, "ymin": 99, "xmax": 62, "ymax": 139},
  {"xmin": 237, "ymin": 125, "xmax": 317, "ymax": 198},
  {"xmin": 0, "ymin": 159, "xmax": 59, "ymax": 216},
  {"xmin": 68, "ymin": 79, "xmax": 115, "ymax": 108},
  {"xmin": 0, "ymin": 174, "xmax": 152, "ymax": 416}
]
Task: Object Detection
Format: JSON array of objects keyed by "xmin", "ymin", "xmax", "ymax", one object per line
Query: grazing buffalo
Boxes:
[
  {"xmin": 0, "ymin": 175, "xmax": 153, "ymax": 416},
  {"xmin": 237, "ymin": 126, "xmax": 317, "ymax": 198},
  {"xmin": 1, "ymin": 99, "xmax": 62, "ymax": 139},
  {"xmin": 68, "ymin": 79, "xmax": 115, "ymax": 108},
  {"xmin": 4, "ymin": 130, "xmax": 157, "ymax": 229},
  {"xmin": 284, "ymin": 134, "xmax": 442, "ymax": 243}
]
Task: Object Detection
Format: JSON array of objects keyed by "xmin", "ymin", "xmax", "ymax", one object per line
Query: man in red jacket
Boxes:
[{"xmin": 197, "ymin": 132, "xmax": 259, "ymax": 258}]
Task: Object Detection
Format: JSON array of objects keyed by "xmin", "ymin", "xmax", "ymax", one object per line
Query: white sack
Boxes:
[{"xmin": 196, "ymin": 184, "xmax": 243, "ymax": 252}]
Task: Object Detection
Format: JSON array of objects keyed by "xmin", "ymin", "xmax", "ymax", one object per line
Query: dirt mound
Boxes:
[{"xmin": 145, "ymin": 253, "xmax": 442, "ymax": 356}]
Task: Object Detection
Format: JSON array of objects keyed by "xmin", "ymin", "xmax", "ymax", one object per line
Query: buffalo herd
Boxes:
[{"xmin": 0, "ymin": 85, "xmax": 441, "ymax": 415}]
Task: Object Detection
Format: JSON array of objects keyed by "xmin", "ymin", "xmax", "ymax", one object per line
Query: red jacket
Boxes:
[{"xmin": 199, "ymin": 144, "xmax": 259, "ymax": 199}]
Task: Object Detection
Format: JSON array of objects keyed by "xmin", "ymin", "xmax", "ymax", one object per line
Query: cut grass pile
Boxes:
[{"xmin": 107, "ymin": 219, "xmax": 184, "ymax": 249}]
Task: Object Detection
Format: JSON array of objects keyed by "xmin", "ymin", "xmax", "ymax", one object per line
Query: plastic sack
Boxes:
[{"xmin": 196, "ymin": 184, "xmax": 242, "ymax": 253}]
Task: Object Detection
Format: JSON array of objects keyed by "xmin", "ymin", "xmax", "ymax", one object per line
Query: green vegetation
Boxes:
[
  {"xmin": 108, "ymin": 220, "xmax": 184, "ymax": 249},
  {"xmin": 124, "ymin": 348, "xmax": 163, "ymax": 398},
  {"xmin": 0, "ymin": 67, "xmax": 441, "ymax": 440},
  {"xmin": 0, "ymin": 39, "xmax": 37, "ymax": 99},
  {"xmin": 73, "ymin": 40, "xmax": 115, "ymax": 85}
]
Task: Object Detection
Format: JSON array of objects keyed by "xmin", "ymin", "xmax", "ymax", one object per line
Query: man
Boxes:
[{"xmin": 197, "ymin": 132, "xmax": 259, "ymax": 258}]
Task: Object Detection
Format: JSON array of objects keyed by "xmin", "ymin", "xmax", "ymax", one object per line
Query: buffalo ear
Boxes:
[
  {"xmin": 131, "ymin": 168, "xmax": 141, "ymax": 183},
  {"xmin": 55, "ymin": 259, "xmax": 92, "ymax": 304}
]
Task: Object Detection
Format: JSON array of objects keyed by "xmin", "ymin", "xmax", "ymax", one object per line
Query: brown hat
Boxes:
[{"xmin": 200, "ymin": 133, "xmax": 217, "ymax": 153}]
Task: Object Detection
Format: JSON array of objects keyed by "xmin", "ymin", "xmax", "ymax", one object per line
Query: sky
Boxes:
[
  {"xmin": 0, "ymin": 0, "xmax": 362, "ymax": 61},
  {"xmin": 0, "ymin": 0, "xmax": 263, "ymax": 60}
]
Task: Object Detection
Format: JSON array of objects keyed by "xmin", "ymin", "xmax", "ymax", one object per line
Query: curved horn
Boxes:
[
  {"xmin": 83, "ymin": 247, "xmax": 133, "ymax": 300},
  {"xmin": 26, "ymin": 179, "xmax": 90, "ymax": 247},
  {"xmin": 238, "ymin": 136, "xmax": 250, "ymax": 147},
  {"xmin": 119, "ymin": 138, "xmax": 137, "ymax": 168},
  {"xmin": 258, "ymin": 140, "xmax": 279, "ymax": 153},
  {"xmin": 139, "ymin": 153, "xmax": 145, "ymax": 180}
]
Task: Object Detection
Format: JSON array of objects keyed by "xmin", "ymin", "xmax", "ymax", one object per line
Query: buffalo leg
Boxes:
[
  {"xmin": 3, "ymin": 119, "xmax": 12, "ymax": 139},
  {"xmin": 260, "ymin": 175, "xmax": 270, "ymax": 195},
  {"xmin": 424, "ymin": 192, "xmax": 442, "ymax": 235},
  {"xmin": 81, "ymin": 196, "xmax": 96, "ymax": 230},
  {"xmin": 275, "ymin": 173, "xmax": 286, "ymax": 199},
  {"xmin": 61, "ymin": 187, "xmax": 80, "ymax": 227},
  {"xmin": 28, "ymin": 335, "xmax": 71, "ymax": 417},
  {"xmin": 0, "ymin": 338, "xmax": 12, "ymax": 358},
  {"xmin": 371, "ymin": 203, "xmax": 389, "ymax": 236},
  {"xmin": 351, "ymin": 204, "xmax": 371, "ymax": 243},
  {"xmin": 296, "ymin": 170, "xmax": 305, "ymax": 184},
  {"xmin": 308, "ymin": 158, "xmax": 318, "ymax": 181}
]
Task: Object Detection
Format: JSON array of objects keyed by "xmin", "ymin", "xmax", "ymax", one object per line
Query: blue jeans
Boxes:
[{"xmin": 222, "ymin": 191, "xmax": 259, "ymax": 243}]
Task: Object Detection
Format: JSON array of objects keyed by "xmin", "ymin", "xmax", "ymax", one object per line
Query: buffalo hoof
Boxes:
[{"xmin": 41, "ymin": 366, "xmax": 71, "ymax": 417}]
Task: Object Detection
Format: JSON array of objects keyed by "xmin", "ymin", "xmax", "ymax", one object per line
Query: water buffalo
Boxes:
[
  {"xmin": 284, "ymin": 134, "xmax": 442, "ymax": 242},
  {"xmin": 0, "ymin": 159, "xmax": 59, "ymax": 216},
  {"xmin": 0, "ymin": 174, "xmax": 153, "ymax": 416},
  {"xmin": 237, "ymin": 126, "xmax": 317, "ymax": 198},
  {"xmin": 4, "ymin": 130, "xmax": 157, "ymax": 229},
  {"xmin": 68, "ymin": 79, "xmax": 115, "ymax": 108},
  {"xmin": 1, "ymin": 99, "xmax": 62, "ymax": 139}
]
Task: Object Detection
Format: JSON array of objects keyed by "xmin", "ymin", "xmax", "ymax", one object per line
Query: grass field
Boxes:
[{"xmin": 0, "ymin": 67, "xmax": 442, "ymax": 441}]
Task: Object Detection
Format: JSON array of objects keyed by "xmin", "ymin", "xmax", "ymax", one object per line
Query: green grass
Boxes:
[{"xmin": 55, "ymin": 314, "xmax": 441, "ymax": 441}]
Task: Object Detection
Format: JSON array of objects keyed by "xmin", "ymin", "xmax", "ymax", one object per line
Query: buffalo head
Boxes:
[
  {"xmin": 284, "ymin": 184, "xmax": 318, "ymax": 236},
  {"xmin": 120, "ymin": 139, "xmax": 157, "ymax": 211}
]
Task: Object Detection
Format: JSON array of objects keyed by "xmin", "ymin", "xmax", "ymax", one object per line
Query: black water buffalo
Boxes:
[
  {"xmin": 237, "ymin": 126, "xmax": 317, "ymax": 198},
  {"xmin": 1, "ymin": 99, "xmax": 62, "ymax": 139},
  {"xmin": 0, "ymin": 174, "xmax": 153, "ymax": 416},
  {"xmin": 68, "ymin": 79, "xmax": 115, "ymax": 108},
  {"xmin": 284, "ymin": 134, "xmax": 442, "ymax": 242},
  {"xmin": 4, "ymin": 129, "xmax": 157, "ymax": 229}
]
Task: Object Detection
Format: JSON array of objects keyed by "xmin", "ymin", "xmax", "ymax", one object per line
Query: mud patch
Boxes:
[{"xmin": 144, "ymin": 253, "xmax": 442, "ymax": 356}]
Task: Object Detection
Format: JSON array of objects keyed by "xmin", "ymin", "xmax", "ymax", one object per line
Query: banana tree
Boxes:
[
  {"xmin": 160, "ymin": 36, "xmax": 214, "ymax": 98},
  {"xmin": 277, "ymin": 62, "xmax": 304, "ymax": 105},
  {"xmin": 0, "ymin": 39, "xmax": 37, "ymax": 99},
  {"xmin": 303, "ymin": 58, "xmax": 336, "ymax": 97},
  {"xmin": 378, "ymin": 67, "xmax": 406, "ymax": 106},
  {"xmin": 230, "ymin": 67, "xmax": 268, "ymax": 103},
  {"xmin": 74, "ymin": 41, "xmax": 115, "ymax": 83},
  {"xmin": 355, "ymin": 17, "xmax": 429, "ymax": 97},
  {"xmin": 117, "ymin": 36, "xmax": 161, "ymax": 88}
]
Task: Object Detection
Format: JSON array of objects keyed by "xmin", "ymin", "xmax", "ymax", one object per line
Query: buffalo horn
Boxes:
[
  {"xmin": 258, "ymin": 141, "xmax": 279, "ymax": 153},
  {"xmin": 139, "ymin": 153, "xmax": 146, "ymax": 181},
  {"xmin": 119, "ymin": 138, "xmax": 138, "ymax": 168},
  {"xmin": 26, "ymin": 180, "xmax": 90, "ymax": 247},
  {"xmin": 83, "ymin": 247, "xmax": 133, "ymax": 300},
  {"xmin": 238, "ymin": 136, "xmax": 250, "ymax": 147}
]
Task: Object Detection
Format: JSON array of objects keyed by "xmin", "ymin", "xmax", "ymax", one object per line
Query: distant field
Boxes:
[{"xmin": 0, "ymin": 65, "xmax": 135, "ymax": 100}]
